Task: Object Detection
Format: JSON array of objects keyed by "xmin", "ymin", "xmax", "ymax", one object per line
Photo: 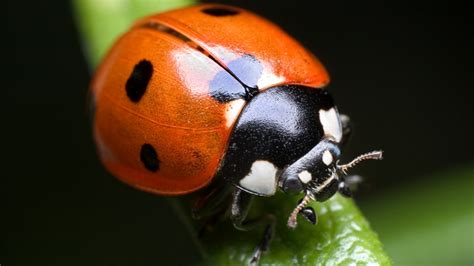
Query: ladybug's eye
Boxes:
[{"xmin": 281, "ymin": 175, "xmax": 303, "ymax": 195}]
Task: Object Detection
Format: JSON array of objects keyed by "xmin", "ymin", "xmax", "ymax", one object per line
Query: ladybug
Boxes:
[{"xmin": 90, "ymin": 4, "xmax": 382, "ymax": 264}]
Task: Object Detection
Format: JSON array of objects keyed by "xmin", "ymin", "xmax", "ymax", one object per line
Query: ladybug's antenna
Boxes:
[
  {"xmin": 337, "ymin": 150, "xmax": 383, "ymax": 174},
  {"xmin": 287, "ymin": 194, "xmax": 312, "ymax": 229}
]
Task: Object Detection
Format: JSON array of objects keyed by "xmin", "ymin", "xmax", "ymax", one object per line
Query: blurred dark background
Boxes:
[{"xmin": 4, "ymin": 0, "xmax": 473, "ymax": 264}]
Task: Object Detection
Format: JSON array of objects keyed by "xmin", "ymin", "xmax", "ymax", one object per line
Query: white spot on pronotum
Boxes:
[
  {"xmin": 322, "ymin": 150, "xmax": 333, "ymax": 166},
  {"xmin": 298, "ymin": 170, "xmax": 312, "ymax": 184},
  {"xmin": 239, "ymin": 160, "xmax": 278, "ymax": 195},
  {"xmin": 319, "ymin": 108, "xmax": 342, "ymax": 143},
  {"xmin": 225, "ymin": 99, "xmax": 246, "ymax": 128}
]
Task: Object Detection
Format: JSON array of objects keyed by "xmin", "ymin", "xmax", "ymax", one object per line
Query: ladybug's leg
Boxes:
[
  {"xmin": 339, "ymin": 114, "xmax": 352, "ymax": 148},
  {"xmin": 192, "ymin": 178, "xmax": 232, "ymax": 219},
  {"xmin": 192, "ymin": 178, "xmax": 233, "ymax": 237},
  {"xmin": 338, "ymin": 174, "xmax": 363, "ymax": 197},
  {"xmin": 231, "ymin": 188, "xmax": 276, "ymax": 265}
]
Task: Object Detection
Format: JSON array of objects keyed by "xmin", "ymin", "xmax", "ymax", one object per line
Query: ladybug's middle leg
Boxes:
[
  {"xmin": 192, "ymin": 176, "xmax": 236, "ymax": 238},
  {"xmin": 192, "ymin": 177, "xmax": 232, "ymax": 220},
  {"xmin": 231, "ymin": 188, "xmax": 276, "ymax": 265}
]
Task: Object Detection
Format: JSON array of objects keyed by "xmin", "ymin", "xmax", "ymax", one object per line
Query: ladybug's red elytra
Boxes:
[{"xmin": 90, "ymin": 4, "xmax": 382, "ymax": 263}]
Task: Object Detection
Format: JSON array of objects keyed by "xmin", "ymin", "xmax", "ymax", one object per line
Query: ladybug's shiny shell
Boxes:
[{"xmin": 90, "ymin": 4, "xmax": 329, "ymax": 195}]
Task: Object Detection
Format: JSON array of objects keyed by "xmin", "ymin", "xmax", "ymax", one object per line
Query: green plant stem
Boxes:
[{"xmin": 73, "ymin": 0, "xmax": 391, "ymax": 264}]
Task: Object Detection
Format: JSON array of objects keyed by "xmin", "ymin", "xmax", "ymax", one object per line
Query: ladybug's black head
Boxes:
[
  {"xmin": 279, "ymin": 139, "xmax": 341, "ymax": 199},
  {"xmin": 279, "ymin": 139, "xmax": 383, "ymax": 229}
]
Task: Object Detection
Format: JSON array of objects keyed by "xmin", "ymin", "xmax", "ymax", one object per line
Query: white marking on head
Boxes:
[
  {"xmin": 225, "ymin": 99, "xmax": 246, "ymax": 128},
  {"xmin": 298, "ymin": 170, "xmax": 312, "ymax": 184},
  {"xmin": 319, "ymin": 108, "xmax": 342, "ymax": 143},
  {"xmin": 239, "ymin": 160, "xmax": 278, "ymax": 195},
  {"xmin": 322, "ymin": 150, "xmax": 333, "ymax": 166}
]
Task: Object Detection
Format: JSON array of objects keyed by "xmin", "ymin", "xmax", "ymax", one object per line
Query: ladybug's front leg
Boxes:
[{"xmin": 231, "ymin": 189, "xmax": 276, "ymax": 265}]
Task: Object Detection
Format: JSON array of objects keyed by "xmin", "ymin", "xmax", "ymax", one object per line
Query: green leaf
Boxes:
[
  {"xmin": 360, "ymin": 165, "xmax": 474, "ymax": 265},
  {"xmin": 73, "ymin": 1, "xmax": 391, "ymax": 264},
  {"xmin": 199, "ymin": 194, "xmax": 391, "ymax": 265}
]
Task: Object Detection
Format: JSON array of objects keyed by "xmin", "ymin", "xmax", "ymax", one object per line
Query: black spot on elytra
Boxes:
[
  {"xmin": 140, "ymin": 144, "xmax": 160, "ymax": 172},
  {"xmin": 228, "ymin": 54, "xmax": 263, "ymax": 89},
  {"xmin": 202, "ymin": 7, "xmax": 240, "ymax": 16},
  {"xmin": 209, "ymin": 68, "xmax": 246, "ymax": 103},
  {"xmin": 209, "ymin": 54, "xmax": 263, "ymax": 103},
  {"xmin": 126, "ymin": 60, "xmax": 153, "ymax": 102}
]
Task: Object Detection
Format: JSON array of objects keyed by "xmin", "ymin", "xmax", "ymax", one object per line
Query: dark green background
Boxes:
[{"xmin": 4, "ymin": 0, "xmax": 473, "ymax": 264}]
